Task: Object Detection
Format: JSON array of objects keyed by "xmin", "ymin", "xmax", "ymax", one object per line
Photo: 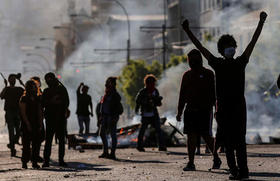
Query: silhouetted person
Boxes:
[
  {"xmin": 42, "ymin": 72, "xmax": 69, "ymax": 167},
  {"xmin": 135, "ymin": 74, "xmax": 166, "ymax": 152},
  {"xmin": 0, "ymin": 74, "xmax": 24, "ymax": 157},
  {"xmin": 176, "ymin": 49, "xmax": 221, "ymax": 171},
  {"xmin": 76, "ymin": 83, "xmax": 93, "ymax": 135},
  {"xmin": 99, "ymin": 77, "xmax": 123, "ymax": 160},
  {"xmin": 182, "ymin": 12, "xmax": 267, "ymax": 179},
  {"xmin": 19, "ymin": 80, "xmax": 43, "ymax": 169},
  {"xmin": 30, "ymin": 76, "xmax": 45, "ymax": 163}
]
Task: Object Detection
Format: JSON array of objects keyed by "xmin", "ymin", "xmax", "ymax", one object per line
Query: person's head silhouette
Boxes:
[
  {"xmin": 217, "ymin": 34, "xmax": 237, "ymax": 59},
  {"xmin": 82, "ymin": 85, "xmax": 89, "ymax": 94},
  {"xmin": 188, "ymin": 49, "xmax": 203, "ymax": 70}
]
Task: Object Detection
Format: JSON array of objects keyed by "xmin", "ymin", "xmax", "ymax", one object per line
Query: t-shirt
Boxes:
[
  {"xmin": 1, "ymin": 87, "xmax": 24, "ymax": 111},
  {"xmin": 208, "ymin": 54, "xmax": 249, "ymax": 102},
  {"xmin": 76, "ymin": 93, "xmax": 92, "ymax": 116},
  {"xmin": 177, "ymin": 67, "xmax": 215, "ymax": 114}
]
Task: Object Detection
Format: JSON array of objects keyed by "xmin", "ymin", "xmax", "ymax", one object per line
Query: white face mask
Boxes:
[{"xmin": 224, "ymin": 47, "xmax": 236, "ymax": 58}]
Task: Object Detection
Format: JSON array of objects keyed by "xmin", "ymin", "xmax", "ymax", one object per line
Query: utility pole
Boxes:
[
  {"xmin": 140, "ymin": 0, "xmax": 172, "ymax": 70},
  {"xmin": 162, "ymin": 0, "xmax": 167, "ymax": 70}
]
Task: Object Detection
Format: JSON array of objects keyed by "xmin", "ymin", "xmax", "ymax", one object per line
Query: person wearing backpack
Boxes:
[
  {"xmin": 135, "ymin": 74, "xmax": 166, "ymax": 152},
  {"xmin": 99, "ymin": 76, "xmax": 123, "ymax": 160}
]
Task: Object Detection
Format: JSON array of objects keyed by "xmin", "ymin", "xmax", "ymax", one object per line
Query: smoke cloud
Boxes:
[{"xmin": 157, "ymin": 0, "xmax": 280, "ymax": 143}]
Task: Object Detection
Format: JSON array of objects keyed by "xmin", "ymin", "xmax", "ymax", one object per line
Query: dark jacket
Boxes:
[
  {"xmin": 100, "ymin": 90, "xmax": 122, "ymax": 116},
  {"xmin": 42, "ymin": 83, "xmax": 69, "ymax": 120},
  {"xmin": 76, "ymin": 89, "xmax": 92, "ymax": 116},
  {"xmin": 135, "ymin": 88, "xmax": 162, "ymax": 116}
]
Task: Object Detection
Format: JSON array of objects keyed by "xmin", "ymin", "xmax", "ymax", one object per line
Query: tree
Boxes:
[
  {"xmin": 119, "ymin": 59, "xmax": 163, "ymax": 108},
  {"xmin": 166, "ymin": 54, "xmax": 187, "ymax": 68}
]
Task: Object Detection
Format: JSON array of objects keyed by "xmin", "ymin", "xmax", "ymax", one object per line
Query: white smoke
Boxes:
[
  {"xmin": 157, "ymin": 0, "xmax": 280, "ymax": 143},
  {"xmin": 58, "ymin": 0, "xmax": 165, "ymax": 133}
]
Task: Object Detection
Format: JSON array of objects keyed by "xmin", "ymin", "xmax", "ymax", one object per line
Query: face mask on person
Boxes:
[{"xmin": 224, "ymin": 47, "xmax": 236, "ymax": 58}]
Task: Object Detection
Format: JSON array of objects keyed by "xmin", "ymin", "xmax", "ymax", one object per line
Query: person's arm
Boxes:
[
  {"xmin": 95, "ymin": 102, "xmax": 101, "ymax": 127},
  {"xmin": 41, "ymin": 89, "xmax": 48, "ymax": 108},
  {"xmin": 154, "ymin": 89, "xmax": 162, "ymax": 107},
  {"xmin": 77, "ymin": 83, "xmax": 83, "ymax": 95},
  {"xmin": 242, "ymin": 11, "xmax": 267, "ymax": 60},
  {"xmin": 89, "ymin": 97, "xmax": 93, "ymax": 117},
  {"xmin": 0, "ymin": 87, "xmax": 7, "ymax": 99},
  {"xmin": 210, "ymin": 72, "xmax": 216, "ymax": 107},
  {"xmin": 176, "ymin": 74, "xmax": 188, "ymax": 122},
  {"xmin": 62, "ymin": 86, "xmax": 70, "ymax": 109},
  {"xmin": 19, "ymin": 101, "xmax": 32, "ymax": 132},
  {"xmin": 17, "ymin": 78, "xmax": 25, "ymax": 88},
  {"xmin": 135, "ymin": 90, "xmax": 142, "ymax": 114},
  {"xmin": 182, "ymin": 19, "xmax": 216, "ymax": 61}
]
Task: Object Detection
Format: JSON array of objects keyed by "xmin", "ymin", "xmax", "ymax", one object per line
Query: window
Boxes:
[{"xmin": 201, "ymin": 0, "xmax": 205, "ymax": 12}]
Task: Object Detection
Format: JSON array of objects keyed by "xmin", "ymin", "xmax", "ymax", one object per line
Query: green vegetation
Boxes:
[
  {"xmin": 119, "ymin": 54, "xmax": 187, "ymax": 109},
  {"xmin": 118, "ymin": 60, "xmax": 163, "ymax": 108}
]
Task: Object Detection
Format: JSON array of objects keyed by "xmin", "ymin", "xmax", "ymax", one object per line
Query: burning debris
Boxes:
[{"xmin": 67, "ymin": 117, "xmax": 186, "ymax": 150}]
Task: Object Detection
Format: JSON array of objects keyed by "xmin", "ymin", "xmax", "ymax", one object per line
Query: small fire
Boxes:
[
  {"xmin": 120, "ymin": 128, "xmax": 124, "ymax": 135},
  {"xmin": 130, "ymin": 138, "xmax": 138, "ymax": 142}
]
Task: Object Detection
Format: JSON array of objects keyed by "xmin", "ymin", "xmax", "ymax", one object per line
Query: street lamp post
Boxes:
[{"xmin": 105, "ymin": 0, "xmax": 130, "ymax": 64}]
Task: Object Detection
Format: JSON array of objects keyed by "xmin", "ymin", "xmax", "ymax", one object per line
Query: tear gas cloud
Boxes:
[
  {"xmin": 157, "ymin": 0, "xmax": 280, "ymax": 142},
  {"xmin": 0, "ymin": 0, "xmax": 279, "ymax": 143}
]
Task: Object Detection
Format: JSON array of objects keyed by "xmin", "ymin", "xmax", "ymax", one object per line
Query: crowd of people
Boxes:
[{"xmin": 0, "ymin": 11, "xmax": 268, "ymax": 181}]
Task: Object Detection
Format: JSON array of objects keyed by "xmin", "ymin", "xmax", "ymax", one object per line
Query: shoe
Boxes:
[
  {"xmin": 22, "ymin": 162, "xmax": 27, "ymax": 169},
  {"xmin": 238, "ymin": 170, "xmax": 249, "ymax": 180},
  {"xmin": 98, "ymin": 152, "xmax": 109, "ymax": 158},
  {"xmin": 37, "ymin": 156, "xmax": 44, "ymax": 163},
  {"xmin": 136, "ymin": 147, "xmax": 145, "ymax": 152},
  {"xmin": 183, "ymin": 162, "xmax": 196, "ymax": 171},
  {"xmin": 11, "ymin": 149, "xmax": 16, "ymax": 157},
  {"xmin": 59, "ymin": 161, "xmax": 68, "ymax": 167},
  {"xmin": 42, "ymin": 162, "xmax": 49, "ymax": 168},
  {"xmin": 212, "ymin": 157, "xmax": 222, "ymax": 169},
  {"xmin": 229, "ymin": 173, "xmax": 239, "ymax": 180},
  {"xmin": 108, "ymin": 153, "xmax": 116, "ymax": 160},
  {"xmin": 238, "ymin": 174, "xmax": 249, "ymax": 180},
  {"xmin": 229, "ymin": 168, "xmax": 239, "ymax": 180},
  {"xmin": 159, "ymin": 147, "xmax": 167, "ymax": 151},
  {"xmin": 32, "ymin": 162, "xmax": 40, "ymax": 169}
]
